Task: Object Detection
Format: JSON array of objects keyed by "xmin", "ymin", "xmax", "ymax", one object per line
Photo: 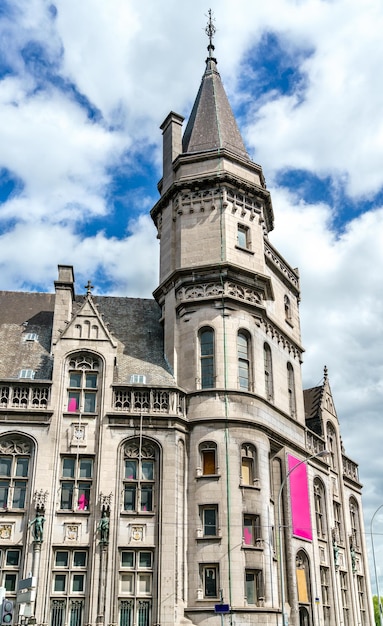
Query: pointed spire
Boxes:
[{"xmin": 182, "ymin": 11, "xmax": 249, "ymax": 159}]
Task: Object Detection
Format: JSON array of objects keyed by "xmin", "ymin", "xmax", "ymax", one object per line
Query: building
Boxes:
[{"xmin": 0, "ymin": 26, "xmax": 373, "ymax": 626}]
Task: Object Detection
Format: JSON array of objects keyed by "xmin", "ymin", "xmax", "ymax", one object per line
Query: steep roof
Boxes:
[
  {"xmin": 0, "ymin": 291, "xmax": 175, "ymax": 386},
  {"xmin": 182, "ymin": 54, "xmax": 249, "ymax": 159}
]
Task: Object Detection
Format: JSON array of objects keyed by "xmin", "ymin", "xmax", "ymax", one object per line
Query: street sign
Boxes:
[
  {"xmin": 17, "ymin": 578, "xmax": 36, "ymax": 592},
  {"xmin": 214, "ymin": 604, "xmax": 230, "ymax": 614}
]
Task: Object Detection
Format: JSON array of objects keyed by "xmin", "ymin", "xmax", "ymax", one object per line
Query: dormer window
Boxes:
[
  {"xmin": 19, "ymin": 369, "xmax": 35, "ymax": 379},
  {"xmin": 24, "ymin": 333, "xmax": 38, "ymax": 342},
  {"xmin": 130, "ymin": 375, "xmax": 146, "ymax": 385}
]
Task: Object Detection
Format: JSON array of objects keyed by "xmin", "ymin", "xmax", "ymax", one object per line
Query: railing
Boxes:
[
  {"xmin": 342, "ymin": 454, "xmax": 359, "ymax": 482},
  {"xmin": 112, "ymin": 388, "xmax": 185, "ymax": 416},
  {"xmin": 306, "ymin": 430, "xmax": 327, "ymax": 456},
  {"xmin": 0, "ymin": 383, "xmax": 51, "ymax": 410}
]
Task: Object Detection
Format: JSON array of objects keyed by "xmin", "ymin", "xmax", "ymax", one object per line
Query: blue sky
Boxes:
[{"xmin": 2, "ymin": 0, "xmax": 383, "ymax": 593}]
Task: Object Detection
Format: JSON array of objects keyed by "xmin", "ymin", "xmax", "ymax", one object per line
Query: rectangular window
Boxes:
[
  {"xmin": 245, "ymin": 569, "xmax": 263, "ymax": 605},
  {"xmin": 201, "ymin": 448, "xmax": 216, "ymax": 475},
  {"xmin": 237, "ymin": 224, "xmax": 250, "ymax": 249},
  {"xmin": 202, "ymin": 565, "xmax": 219, "ymax": 598},
  {"xmin": 200, "ymin": 505, "xmax": 218, "ymax": 537},
  {"xmin": 200, "ymin": 329, "xmax": 215, "ymax": 389},
  {"xmin": 241, "ymin": 457, "xmax": 253, "ymax": 485},
  {"xmin": 119, "ymin": 550, "xmax": 153, "ymax": 626},
  {"xmin": 60, "ymin": 458, "xmax": 93, "ymax": 511},
  {"xmin": 243, "ymin": 514, "xmax": 261, "ymax": 546},
  {"xmin": 54, "ymin": 574, "xmax": 67, "ymax": 593}
]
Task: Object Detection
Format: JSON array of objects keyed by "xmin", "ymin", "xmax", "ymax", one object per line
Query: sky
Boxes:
[{"xmin": 1, "ymin": 0, "xmax": 383, "ymax": 595}]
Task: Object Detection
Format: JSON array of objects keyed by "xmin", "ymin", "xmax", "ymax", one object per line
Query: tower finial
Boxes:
[{"xmin": 205, "ymin": 9, "xmax": 216, "ymax": 58}]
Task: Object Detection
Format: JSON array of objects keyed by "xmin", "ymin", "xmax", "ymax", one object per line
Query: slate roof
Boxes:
[
  {"xmin": 182, "ymin": 56, "xmax": 249, "ymax": 159},
  {"xmin": 303, "ymin": 385, "xmax": 324, "ymax": 436},
  {"xmin": 0, "ymin": 291, "xmax": 175, "ymax": 387}
]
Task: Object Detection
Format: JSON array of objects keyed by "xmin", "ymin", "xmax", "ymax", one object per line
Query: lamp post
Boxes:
[
  {"xmin": 277, "ymin": 449, "xmax": 328, "ymax": 626},
  {"xmin": 370, "ymin": 504, "xmax": 383, "ymax": 626}
]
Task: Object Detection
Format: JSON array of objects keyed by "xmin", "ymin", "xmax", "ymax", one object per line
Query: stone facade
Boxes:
[{"xmin": 0, "ymin": 45, "xmax": 373, "ymax": 626}]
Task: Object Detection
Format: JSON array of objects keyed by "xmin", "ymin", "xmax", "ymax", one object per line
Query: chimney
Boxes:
[
  {"xmin": 160, "ymin": 112, "xmax": 184, "ymax": 194},
  {"xmin": 52, "ymin": 265, "xmax": 75, "ymax": 345}
]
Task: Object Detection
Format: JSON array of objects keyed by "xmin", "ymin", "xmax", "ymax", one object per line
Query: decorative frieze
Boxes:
[{"xmin": 176, "ymin": 281, "xmax": 262, "ymax": 306}]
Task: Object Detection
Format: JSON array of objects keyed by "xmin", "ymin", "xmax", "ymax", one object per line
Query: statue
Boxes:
[
  {"xmin": 98, "ymin": 510, "xmax": 109, "ymax": 543},
  {"xmin": 29, "ymin": 513, "xmax": 45, "ymax": 542},
  {"xmin": 333, "ymin": 539, "xmax": 339, "ymax": 569}
]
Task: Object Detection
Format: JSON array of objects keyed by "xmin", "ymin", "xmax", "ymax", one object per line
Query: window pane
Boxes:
[
  {"xmin": 61, "ymin": 483, "xmax": 74, "ymax": 509},
  {"xmin": 54, "ymin": 574, "xmax": 67, "ymax": 593},
  {"xmin": 69, "ymin": 373, "xmax": 82, "ymax": 388},
  {"xmin": 202, "ymin": 450, "xmax": 216, "ymax": 475},
  {"xmin": 79, "ymin": 459, "xmax": 92, "ymax": 478},
  {"xmin": 245, "ymin": 572, "xmax": 255, "ymax": 604},
  {"xmin": 69, "ymin": 600, "xmax": 83, "ymax": 626},
  {"xmin": 138, "ymin": 574, "xmax": 151, "ymax": 595},
  {"xmin": 72, "ymin": 574, "xmax": 84, "ymax": 593},
  {"xmin": 201, "ymin": 329, "xmax": 214, "ymax": 389},
  {"xmin": 68, "ymin": 392, "xmax": 80, "ymax": 412},
  {"xmin": 244, "ymin": 517, "xmax": 254, "ymax": 545},
  {"xmin": 16, "ymin": 458, "xmax": 29, "ymax": 477},
  {"xmin": 12, "ymin": 481, "xmax": 26, "ymax": 508},
  {"xmin": 85, "ymin": 373, "xmax": 97, "ymax": 388},
  {"xmin": 237, "ymin": 226, "xmax": 248, "ymax": 248},
  {"xmin": 6, "ymin": 550, "xmax": 20, "ymax": 566},
  {"xmin": 0, "ymin": 482, "xmax": 9, "ymax": 508},
  {"xmin": 4, "ymin": 573, "xmax": 17, "ymax": 592},
  {"xmin": 141, "ymin": 461, "xmax": 153, "ymax": 480},
  {"xmin": 139, "ymin": 552, "xmax": 152, "ymax": 568},
  {"xmin": 124, "ymin": 485, "xmax": 136, "ymax": 511},
  {"xmin": 84, "ymin": 392, "xmax": 96, "ymax": 412},
  {"xmin": 0, "ymin": 458, "xmax": 11, "ymax": 477},
  {"xmin": 204, "ymin": 508, "xmax": 217, "ymax": 535},
  {"xmin": 77, "ymin": 484, "xmax": 90, "ymax": 510},
  {"xmin": 120, "ymin": 574, "xmax": 134, "ymax": 594},
  {"xmin": 141, "ymin": 485, "xmax": 153, "ymax": 512},
  {"xmin": 137, "ymin": 601, "xmax": 150, "ymax": 626},
  {"xmin": 73, "ymin": 552, "xmax": 87, "ymax": 567},
  {"xmin": 62, "ymin": 458, "xmax": 75, "ymax": 478},
  {"xmin": 55, "ymin": 552, "xmax": 69, "ymax": 567},
  {"xmin": 242, "ymin": 458, "xmax": 253, "ymax": 485},
  {"xmin": 204, "ymin": 567, "xmax": 217, "ymax": 597},
  {"xmin": 238, "ymin": 361, "xmax": 249, "ymax": 389},
  {"xmin": 125, "ymin": 460, "xmax": 137, "ymax": 480},
  {"xmin": 121, "ymin": 552, "xmax": 134, "ymax": 568}
]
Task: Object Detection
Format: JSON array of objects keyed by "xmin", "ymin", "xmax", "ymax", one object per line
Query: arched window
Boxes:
[
  {"xmin": 263, "ymin": 343, "xmax": 273, "ymax": 401},
  {"xmin": 199, "ymin": 441, "xmax": 218, "ymax": 476},
  {"xmin": 122, "ymin": 439, "xmax": 158, "ymax": 513},
  {"xmin": 326, "ymin": 423, "xmax": 337, "ymax": 470},
  {"xmin": 241, "ymin": 444, "xmax": 258, "ymax": 486},
  {"xmin": 0, "ymin": 435, "xmax": 32, "ymax": 510},
  {"xmin": 349, "ymin": 498, "xmax": 361, "ymax": 551},
  {"xmin": 314, "ymin": 479, "xmax": 327, "ymax": 540},
  {"xmin": 238, "ymin": 331, "xmax": 251, "ymax": 390},
  {"xmin": 284, "ymin": 295, "xmax": 292, "ymax": 323},
  {"xmin": 287, "ymin": 362, "xmax": 296, "ymax": 417},
  {"xmin": 199, "ymin": 328, "xmax": 215, "ymax": 389},
  {"xmin": 296, "ymin": 551, "xmax": 312, "ymax": 625},
  {"xmin": 67, "ymin": 353, "xmax": 100, "ymax": 413}
]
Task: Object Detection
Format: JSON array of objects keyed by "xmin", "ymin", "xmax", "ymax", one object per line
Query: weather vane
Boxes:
[{"xmin": 205, "ymin": 9, "xmax": 216, "ymax": 55}]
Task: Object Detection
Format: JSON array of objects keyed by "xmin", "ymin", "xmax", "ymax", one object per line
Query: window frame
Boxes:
[
  {"xmin": 199, "ymin": 327, "xmax": 215, "ymax": 389},
  {"xmin": 244, "ymin": 569, "xmax": 264, "ymax": 605},
  {"xmin": 122, "ymin": 440, "xmax": 157, "ymax": 514},
  {"xmin": 236, "ymin": 223, "xmax": 251, "ymax": 250},
  {"xmin": 200, "ymin": 564, "xmax": 219, "ymax": 599},
  {"xmin": 59, "ymin": 456, "xmax": 93, "ymax": 512},
  {"xmin": 240, "ymin": 443, "xmax": 258, "ymax": 487},
  {"xmin": 119, "ymin": 549, "xmax": 153, "ymax": 626},
  {"xmin": 199, "ymin": 441, "xmax": 218, "ymax": 477},
  {"xmin": 199, "ymin": 505, "xmax": 219, "ymax": 538},
  {"xmin": 263, "ymin": 343, "xmax": 274, "ymax": 401},
  {"xmin": 0, "ymin": 437, "xmax": 32, "ymax": 511},
  {"xmin": 287, "ymin": 362, "xmax": 296, "ymax": 417},
  {"xmin": 237, "ymin": 330, "xmax": 251, "ymax": 391},
  {"xmin": 243, "ymin": 514, "xmax": 261, "ymax": 547},
  {"xmin": 67, "ymin": 354, "xmax": 100, "ymax": 414}
]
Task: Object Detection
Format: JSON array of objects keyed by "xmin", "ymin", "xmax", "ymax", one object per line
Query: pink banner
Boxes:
[{"xmin": 288, "ymin": 455, "xmax": 313, "ymax": 541}]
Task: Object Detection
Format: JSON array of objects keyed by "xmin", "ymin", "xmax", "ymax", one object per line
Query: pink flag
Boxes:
[{"xmin": 288, "ymin": 455, "xmax": 313, "ymax": 541}]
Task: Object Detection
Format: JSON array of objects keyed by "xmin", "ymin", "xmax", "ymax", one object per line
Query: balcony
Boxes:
[{"xmin": 0, "ymin": 382, "xmax": 52, "ymax": 422}]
